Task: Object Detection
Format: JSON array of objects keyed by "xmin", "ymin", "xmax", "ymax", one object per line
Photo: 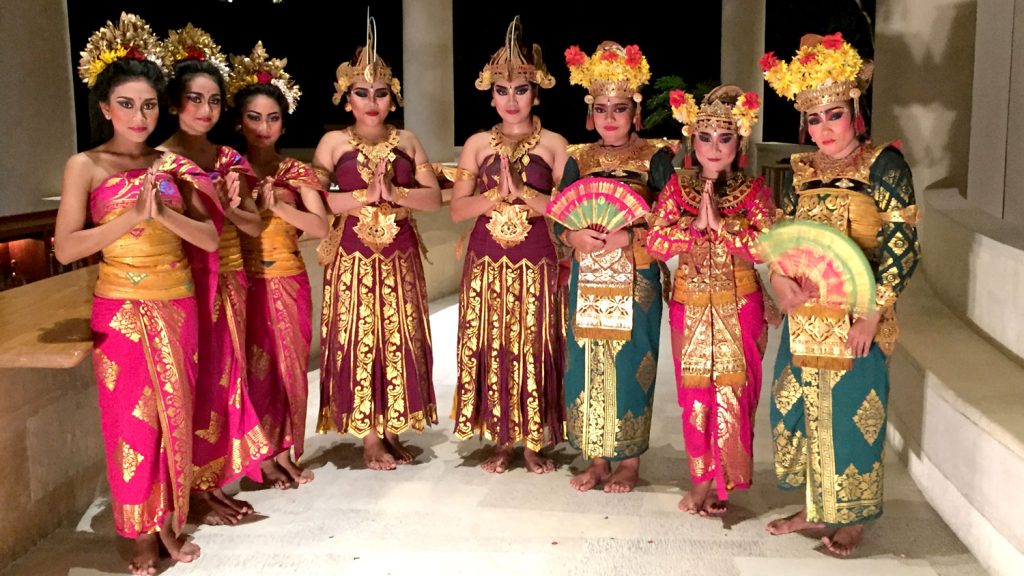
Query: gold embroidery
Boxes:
[
  {"xmin": 835, "ymin": 461, "xmax": 882, "ymax": 504},
  {"xmin": 691, "ymin": 452, "xmax": 707, "ymax": 478},
  {"xmin": 788, "ymin": 304, "xmax": 853, "ymax": 371},
  {"xmin": 195, "ymin": 412, "xmax": 223, "ymax": 444},
  {"xmin": 615, "ymin": 408, "xmax": 653, "ymax": 458},
  {"xmin": 249, "ymin": 345, "xmax": 270, "ymax": 382},
  {"xmin": 635, "ymin": 352, "xmax": 656, "ymax": 395},
  {"xmin": 119, "ymin": 439, "xmax": 144, "ymax": 484},
  {"xmin": 109, "ymin": 301, "xmax": 142, "ymax": 343},
  {"xmin": 353, "ymin": 204, "xmax": 400, "ymax": 251},
  {"xmin": 94, "ymin": 349, "xmax": 120, "ymax": 392},
  {"xmin": 574, "ymin": 248, "xmax": 634, "ymax": 340},
  {"xmin": 485, "ymin": 203, "xmax": 532, "ymax": 248},
  {"xmin": 633, "ymin": 272, "xmax": 657, "ymax": 313},
  {"xmin": 193, "ymin": 456, "xmax": 226, "ymax": 490},
  {"xmin": 853, "ymin": 389, "xmax": 885, "ymax": 445},
  {"xmin": 131, "ymin": 387, "xmax": 159, "ymax": 429},
  {"xmin": 773, "ymin": 366, "xmax": 802, "ymax": 417},
  {"xmin": 773, "ymin": 420, "xmax": 807, "ymax": 488},
  {"xmin": 690, "ymin": 399, "xmax": 707, "ymax": 433}
]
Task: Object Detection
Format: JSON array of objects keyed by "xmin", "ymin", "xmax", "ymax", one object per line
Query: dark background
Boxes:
[{"xmin": 68, "ymin": 1, "xmax": 875, "ymax": 153}]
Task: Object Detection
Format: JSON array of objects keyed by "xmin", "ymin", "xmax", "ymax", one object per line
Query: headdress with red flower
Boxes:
[
  {"xmin": 670, "ymin": 84, "xmax": 760, "ymax": 169},
  {"xmin": 226, "ymin": 41, "xmax": 302, "ymax": 114},
  {"xmin": 564, "ymin": 41, "xmax": 652, "ymax": 130},
  {"xmin": 78, "ymin": 13, "xmax": 165, "ymax": 87},
  {"xmin": 163, "ymin": 24, "xmax": 230, "ymax": 80}
]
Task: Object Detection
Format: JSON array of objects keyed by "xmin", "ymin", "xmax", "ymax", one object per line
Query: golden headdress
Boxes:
[
  {"xmin": 163, "ymin": 24, "xmax": 230, "ymax": 80},
  {"xmin": 475, "ymin": 16, "xmax": 555, "ymax": 91},
  {"xmin": 762, "ymin": 32, "xmax": 873, "ymax": 113},
  {"xmin": 565, "ymin": 41, "xmax": 651, "ymax": 130},
  {"xmin": 226, "ymin": 42, "xmax": 302, "ymax": 114},
  {"xmin": 332, "ymin": 12, "xmax": 403, "ymax": 107},
  {"xmin": 670, "ymin": 85, "xmax": 760, "ymax": 168},
  {"xmin": 77, "ymin": 12, "xmax": 164, "ymax": 87}
]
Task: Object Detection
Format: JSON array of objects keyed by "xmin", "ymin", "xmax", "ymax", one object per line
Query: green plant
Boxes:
[{"xmin": 643, "ymin": 75, "xmax": 718, "ymax": 130}]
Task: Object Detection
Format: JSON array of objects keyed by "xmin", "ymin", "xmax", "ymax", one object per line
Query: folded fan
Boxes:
[
  {"xmin": 757, "ymin": 220, "xmax": 876, "ymax": 315},
  {"xmin": 546, "ymin": 177, "xmax": 650, "ymax": 233}
]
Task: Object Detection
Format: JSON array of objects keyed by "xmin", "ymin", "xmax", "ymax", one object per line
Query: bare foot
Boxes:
[
  {"xmin": 194, "ymin": 491, "xmax": 242, "ymax": 526},
  {"xmin": 260, "ymin": 458, "xmax": 295, "ymax": 490},
  {"xmin": 384, "ymin": 431, "xmax": 415, "ymax": 465},
  {"xmin": 129, "ymin": 534, "xmax": 159, "ymax": 575},
  {"xmin": 523, "ymin": 448, "xmax": 555, "ymax": 474},
  {"xmin": 275, "ymin": 451, "xmax": 314, "ymax": 484},
  {"xmin": 363, "ymin": 433, "xmax": 397, "ymax": 471},
  {"xmin": 678, "ymin": 480, "xmax": 712, "ymax": 515},
  {"xmin": 212, "ymin": 488, "xmax": 253, "ymax": 515},
  {"xmin": 822, "ymin": 524, "xmax": 864, "ymax": 557},
  {"xmin": 603, "ymin": 458, "xmax": 640, "ymax": 493},
  {"xmin": 569, "ymin": 458, "xmax": 611, "ymax": 492},
  {"xmin": 700, "ymin": 497, "xmax": 728, "ymax": 517},
  {"xmin": 158, "ymin": 518, "xmax": 200, "ymax": 564},
  {"xmin": 481, "ymin": 446, "xmax": 514, "ymax": 474},
  {"xmin": 766, "ymin": 508, "xmax": 826, "ymax": 535}
]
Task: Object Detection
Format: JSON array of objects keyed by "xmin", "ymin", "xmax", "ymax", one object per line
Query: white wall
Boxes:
[{"xmin": 0, "ymin": 0, "xmax": 77, "ymax": 217}]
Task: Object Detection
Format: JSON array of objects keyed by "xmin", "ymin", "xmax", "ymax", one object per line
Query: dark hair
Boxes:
[
  {"xmin": 232, "ymin": 83, "xmax": 289, "ymax": 151},
  {"xmin": 234, "ymin": 83, "xmax": 289, "ymax": 119},
  {"xmin": 166, "ymin": 59, "xmax": 227, "ymax": 111},
  {"xmin": 88, "ymin": 58, "xmax": 166, "ymax": 145}
]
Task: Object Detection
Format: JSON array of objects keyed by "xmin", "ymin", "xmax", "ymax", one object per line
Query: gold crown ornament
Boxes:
[
  {"xmin": 762, "ymin": 32, "xmax": 873, "ymax": 133},
  {"xmin": 163, "ymin": 23, "xmax": 230, "ymax": 80},
  {"xmin": 670, "ymin": 85, "xmax": 760, "ymax": 169},
  {"xmin": 226, "ymin": 41, "xmax": 302, "ymax": 114},
  {"xmin": 78, "ymin": 12, "xmax": 165, "ymax": 87},
  {"xmin": 475, "ymin": 16, "xmax": 555, "ymax": 91},
  {"xmin": 332, "ymin": 11, "xmax": 403, "ymax": 107},
  {"xmin": 565, "ymin": 41, "xmax": 651, "ymax": 131}
]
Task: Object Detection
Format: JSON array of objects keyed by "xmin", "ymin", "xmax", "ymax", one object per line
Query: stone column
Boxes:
[
  {"xmin": 0, "ymin": 0, "xmax": 76, "ymax": 217},
  {"xmin": 965, "ymin": 0, "xmax": 1010, "ymax": 218},
  {"xmin": 721, "ymin": 0, "xmax": 766, "ymax": 171},
  {"xmin": 1003, "ymin": 1, "xmax": 1024, "ymax": 226},
  {"xmin": 401, "ymin": 0, "xmax": 456, "ymax": 163}
]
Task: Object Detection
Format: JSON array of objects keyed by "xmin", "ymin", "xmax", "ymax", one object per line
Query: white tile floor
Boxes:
[{"xmin": 2, "ymin": 296, "xmax": 986, "ymax": 576}]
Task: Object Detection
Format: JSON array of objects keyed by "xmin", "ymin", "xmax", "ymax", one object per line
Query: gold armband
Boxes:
[
  {"xmin": 454, "ymin": 167, "xmax": 477, "ymax": 182},
  {"xmin": 351, "ymin": 188, "xmax": 368, "ymax": 203},
  {"xmin": 392, "ymin": 186, "xmax": 410, "ymax": 201},
  {"xmin": 520, "ymin": 186, "xmax": 538, "ymax": 200}
]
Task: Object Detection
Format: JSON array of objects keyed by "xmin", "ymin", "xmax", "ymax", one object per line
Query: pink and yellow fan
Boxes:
[
  {"xmin": 757, "ymin": 220, "xmax": 876, "ymax": 315},
  {"xmin": 546, "ymin": 177, "xmax": 650, "ymax": 233}
]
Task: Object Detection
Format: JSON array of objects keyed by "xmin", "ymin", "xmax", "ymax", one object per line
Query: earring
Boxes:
[
  {"xmin": 533, "ymin": 96, "xmax": 540, "ymax": 106},
  {"xmin": 389, "ymin": 104, "xmax": 396, "ymax": 112},
  {"xmin": 104, "ymin": 114, "xmax": 111, "ymax": 120},
  {"xmin": 490, "ymin": 101, "xmax": 496, "ymax": 107},
  {"xmin": 235, "ymin": 124, "xmax": 241, "ymax": 132},
  {"xmin": 344, "ymin": 102, "xmax": 353, "ymax": 112},
  {"xmin": 169, "ymin": 107, "xmax": 178, "ymax": 115},
  {"xmin": 281, "ymin": 127, "xmax": 286, "ymax": 135}
]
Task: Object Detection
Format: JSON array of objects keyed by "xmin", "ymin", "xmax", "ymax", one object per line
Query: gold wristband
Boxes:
[
  {"xmin": 520, "ymin": 186, "xmax": 538, "ymax": 200},
  {"xmin": 393, "ymin": 186, "xmax": 410, "ymax": 201},
  {"xmin": 351, "ymin": 188, "xmax": 367, "ymax": 203}
]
